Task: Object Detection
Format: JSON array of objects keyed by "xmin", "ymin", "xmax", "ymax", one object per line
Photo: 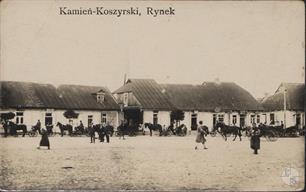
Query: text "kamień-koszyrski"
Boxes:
[{"xmin": 59, "ymin": 7, "xmax": 175, "ymax": 17}]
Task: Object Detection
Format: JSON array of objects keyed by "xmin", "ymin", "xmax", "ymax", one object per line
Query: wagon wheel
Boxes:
[
  {"xmin": 28, "ymin": 131, "xmax": 37, "ymax": 137},
  {"xmin": 266, "ymin": 131, "xmax": 277, "ymax": 142},
  {"xmin": 210, "ymin": 131, "xmax": 216, "ymax": 137}
]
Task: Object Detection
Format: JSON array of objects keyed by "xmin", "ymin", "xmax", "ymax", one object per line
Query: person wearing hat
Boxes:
[
  {"xmin": 195, "ymin": 121, "xmax": 208, "ymax": 150},
  {"xmin": 250, "ymin": 123, "xmax": 261, "ymax": 154}
]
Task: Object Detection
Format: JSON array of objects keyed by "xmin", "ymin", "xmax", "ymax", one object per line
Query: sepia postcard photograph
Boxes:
[{"xmin": 0, "ymin": 0, "xmax": 305, "ymax": 191}]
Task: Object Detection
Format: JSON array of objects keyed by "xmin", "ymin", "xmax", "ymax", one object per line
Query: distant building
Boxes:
[
  {"xmin": 0, "ymin": 81, "xmax": 120, "ymax": 132},
  {"xmin": 260, "ymin": 83, "xmax": 305, "ymax": 128},
  {"xmin": 113, "ymin": 79, "xmax": 263, "ymax": 130},
  {"xmin": 160, "ymin": 82, "xmax": 263, "ymax": 130},
  {"xmin": 113, "ymin": 79, "xmax": 173, "ymax": 127}
]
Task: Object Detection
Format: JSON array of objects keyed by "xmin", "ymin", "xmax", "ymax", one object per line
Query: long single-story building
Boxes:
[
  {"xmin": 0, "ymin": 81, "xmax": 121, "ymax": 132},
  {"xmin": 260, "ymin": 83, "xmax": 305, "ymax": 128},
  {"xmin": 160, "ymin": 82, "xmax": 263, "ymax": 130},
  {"xmin": 113, "ymin": 79, "xmax": 263, "ymax": 131}
]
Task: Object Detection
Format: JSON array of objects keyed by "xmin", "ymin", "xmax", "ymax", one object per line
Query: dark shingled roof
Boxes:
[
  {"xmin": 114, "ymin": 79, "xmax": 262, "ymax": 111},
  {"xmin": 0, "ymin": 81, "xmax": 64, "ymax": 109},
  {"xmin": 261, "ymin": 83, "xmax": 305, "ymax": 111},
  {"xmin": 0, "ymin": 81, "xmax": 120, "ymax": 110},
  {"xmin": 57, "ymin": 84, "xmax": 119, "ymax": 110},
  {"xmin": 160, "ymin": 82, "xmax": 263, "ymax": 111},
  {"xmin": 113, "ymin": 79, "xmax": 174, "ymax": 110}
]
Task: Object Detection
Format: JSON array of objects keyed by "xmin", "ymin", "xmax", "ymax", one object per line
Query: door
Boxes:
[
  {"xmin": 191, "ymin": 114, "xmax": 197, "ymax": 130},
  {"xmin": 240, "ymin": 115, "xmax": 245, "ymax": 128},
  {"xmin": 296, "ymin": 114, "xmax": 301, "ymax": 128}
]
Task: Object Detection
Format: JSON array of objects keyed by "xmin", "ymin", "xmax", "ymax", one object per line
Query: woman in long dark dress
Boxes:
[
  {"xmin": 195, "ymin": 121, "xmax": 208, "ymax": 150},
  {"xmin": 250, "ymin": 124, "xmax": 260, "ymax": 154},
  {"xmin": 38, "ymin": 128, "xmax": 50, "ymax": 149}
]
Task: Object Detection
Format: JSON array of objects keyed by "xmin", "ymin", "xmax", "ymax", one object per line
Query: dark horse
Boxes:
[
  {"xmin": 283, "ymin": 125, "xmax": 299, "ymax": 137},
  {"xmin": 56, "ymin": 122, "xmax": 73, "ymax": 136},
  {"xmin": 7, "ymin": 121, "xmax": 27, "ymax": 137},
  {"xmin": 214, "ymin": 122, "xmax": 242, "ymax": 141},
  {"xmin": 144, "ymin": 123, "xmax": 162, "ymax": 136}
]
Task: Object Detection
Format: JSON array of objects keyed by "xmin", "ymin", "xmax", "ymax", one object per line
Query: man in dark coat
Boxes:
[
  {"xmin": 88, "ymin": 123, "xmax": 95, "ymax": 143},
  {"xmin": 100, "ymin": 123, "xmax": 106, "ymax": 142},
  {"xmin": 104, "ymin": 123, "xmax": 112, "ymax": 143},
  {"xmin": 250, "ymin": 123, "xmax": 260, "ymax": 154},
  {"xmin": 38, "ymin": 128, "xmax": 50, "ymax": 149}
]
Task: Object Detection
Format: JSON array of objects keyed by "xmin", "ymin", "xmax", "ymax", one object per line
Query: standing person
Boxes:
[
  {"xmin": 36, "ymin": 120, "xmax": 41, "ymax": 134},
  {"xmin": 99, "ymin": 123, "xmax": 106, "ymax": 142},
  {"xmin": 88, "ymin": 123, "xmax": 95, "ymax": 143},
  {"xmin": 104, "ymin": 123, "xmax": 112, "ymax": 143},
  {"xmin": 118, "ymin": 122, "xmax": 126, "ymax": 140},
  {"xmin": 38, "ymin": 128, "xmax": 50, "ymax": 150},
  {"xmin": 195, "ymin": 121, "xmax": 208, "ymax": 150},
  {"xmin": 2, "ymin": 120, "xmax": 8, "ymax": 137},
  {"xmin": 250, "ymin": 123, "xmax": 261, "ymax": 154}
]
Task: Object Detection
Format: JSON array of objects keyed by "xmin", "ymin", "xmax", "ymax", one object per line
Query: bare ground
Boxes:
[{"xmin": 0, "ymin": 134, "xmax": 304, "ymax": 191}]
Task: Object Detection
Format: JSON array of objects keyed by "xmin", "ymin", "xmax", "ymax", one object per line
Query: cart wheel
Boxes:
[{"xmin": 266, "ymin": 132, "xmax": 277, "ymax": 142}]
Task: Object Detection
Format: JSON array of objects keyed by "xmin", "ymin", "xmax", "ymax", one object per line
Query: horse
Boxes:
[
  {"xmin": 7, "ymin": 121, "xmax": 27, "ymax": 137},
  {"xmin": 214, "ymin": 122, "xmax": 242, "ymax": 141},
  {"xmin": 283, "ymin": 125, "xmax": 299, "ymax": 137},
  {"xmin": 56, "ymin": 122, "xmax": 73, "ymax": 136},
  {"xmin": 144, "ymin": 123, "xmax": 162, "ymax": 136}
]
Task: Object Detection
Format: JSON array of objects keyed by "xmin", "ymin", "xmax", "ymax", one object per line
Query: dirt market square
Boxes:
[{"xmin": 0, "ymin": 135, "xmax": 304, "ymax": 191}]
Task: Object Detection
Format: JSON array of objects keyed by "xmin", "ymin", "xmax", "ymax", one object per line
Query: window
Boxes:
[
  {"xmin": 270, "ymin": 113, "xmax": 275, "ymax": 125},
  {"xmin": 16, "ymin": 112, "xmax": 24, "ymax": 124},
  {"xmin": 97, "ymin": 94, "xmax": 105, "ymax": 103},
  {"xmin": 45, "ymin": 113, "xmax": 53, "ymax": 126},
  {"xmin": 256, "ymin": 115, "xmax": 260, "ymax": 124},
  {"xmin": 88, "ymin": 115, "xmax": 93, "ymax": 127},
  {"xmin": 250, "ymin": 115, "xmax": 255, "ymax": 124},
  {"xmin": 217, "ymin": 114, "xmax": 224, "ymax": 123},
  {"xmin": 153, "ymin": 111, "xmax": 158, "ymax": 125},
  {"xmin": 123, "ymin": 93, "xmax": 128, "ymax": 106},
  {"xmin": 232, "ymin": 115, "xmax": 237, "ymax": 125},
  {"xmin": 101, "ymin": 113, "xmax": 107, "ymax": 124},
  {"xmin": 262, "ymin": 114, "xmax": 267, "ymax": 124}
]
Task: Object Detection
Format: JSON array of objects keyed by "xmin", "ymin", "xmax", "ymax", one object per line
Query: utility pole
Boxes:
[{"xmin": 283, "ymin": 88, "xmax": 287, "ymax": 129}]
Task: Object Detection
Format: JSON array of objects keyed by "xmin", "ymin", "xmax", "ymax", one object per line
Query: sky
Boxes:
[{"xmin": 0, "ymin": 0, "xmax": 304, "ymax": 99}]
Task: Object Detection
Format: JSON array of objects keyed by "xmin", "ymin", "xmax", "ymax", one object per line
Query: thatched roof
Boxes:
[
  {"xmin": 0, "ymin": 81, "xmax": 119, "ymax": 110},
  {"xmin": 1, "ymin": 81, "xmax": 64, "ymax": 109},
  {"xmin": 161, "ymin": 82, "xmax": 263, "ymax": 112},
  {"xmin": 57, "ymin": 84, "xmax": 119, "ymax": 110},
  {"xmin": 113, "ymin": 79, "xmax": 174, "ymax": 110},
  {"xmin": 261, "ymin": 83, "xmax": 304, "ymax": 111}
]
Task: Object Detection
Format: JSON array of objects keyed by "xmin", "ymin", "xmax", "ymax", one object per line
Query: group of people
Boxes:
[
  {"xmin": 194, "ymin": 121, "xmax": 261, "ymax": 154},
  {"xmin": 87, "ymin": 122, "xmax": 112, "ymax": 144}
]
